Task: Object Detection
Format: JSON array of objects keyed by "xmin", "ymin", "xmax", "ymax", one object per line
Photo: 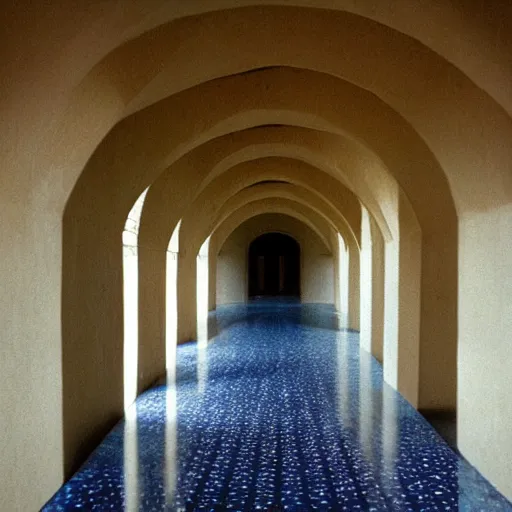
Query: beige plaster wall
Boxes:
[
  {"xmin": 382, "ymin": 190, "xmax": 422, "ymax": 408},
  {"xmin": 397, "ymin": 193, "xmax": 422, "ymax": 408},
  {"xmin": 370, "ymin": 216, "xmax": 385, "ymax": 364},
  {"xmin": 358, "ymin": 206, "xmax": 386, "ymax": 365},
  {"xmin": 210, "ymin": 202, "xmax": 339, "ymax": 307},
  {"xmin": 359, "ymin": 208, "xmax": 373, "ymax": 351},
  {"xmin": 111, "ymin": 2, "xmax": 511, "ymax": 117},
  {"xmin": 215, "ymin": 214, "xmax": 334, "ymax": 305},
  {"xmin": 348, "ymin": 247, "xmax": 361, "ymax": 333},
  {"xmin": 331, "ymin": 231, "xmax": 342, "ymax": 314},
  {"xmin": 217, "ymin": 242, "xmax": 247, "ymax": 305},
  {"xmin": 0, "ymin": 213, "xmax": 63, "ymax": 511},
  {"xmin": 302, "ymin": 255, "xmax": 335, "ymax": 305},
  {"xmin": 208, "ymin": 251, "xmax": 218, "ymax": 312},
  {"xmin": 457, "ymin": 210, "xmax": 512, "ymax": 497}
]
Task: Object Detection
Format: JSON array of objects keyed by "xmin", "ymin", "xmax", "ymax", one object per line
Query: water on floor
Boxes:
[{"xmin": 43, "ymin": 302, "xmax": 512, "ymax": 511}]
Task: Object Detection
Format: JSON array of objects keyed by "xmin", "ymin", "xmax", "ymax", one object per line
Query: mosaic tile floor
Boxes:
[{"xmin": 43, "ymin": 302, "xmax": 512, "ymax": 511}]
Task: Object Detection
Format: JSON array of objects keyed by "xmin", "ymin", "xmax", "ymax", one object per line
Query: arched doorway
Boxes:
[{"xmin": 248, "ymin": 233, "xmax": 300, "ymax": 299}]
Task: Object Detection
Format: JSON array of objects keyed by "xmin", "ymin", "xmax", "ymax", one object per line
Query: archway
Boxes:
[{"xmin": 248, "ymin": 233, "xmax": 300, "ymax": 299}]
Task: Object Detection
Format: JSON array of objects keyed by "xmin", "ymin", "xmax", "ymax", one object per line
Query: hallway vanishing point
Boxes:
[{"xmin": 44, "ymin": 303, "xmax": 511, "ymax": 511}]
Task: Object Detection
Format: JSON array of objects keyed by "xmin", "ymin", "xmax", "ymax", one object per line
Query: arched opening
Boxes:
[
  {"xmin": 248, "ymin": 232, "xmax": 300, "ymax": 299},
  {"xmin": 166, "ymin": 220, "xmax": 181, "ymax": 382},
  {"xmin": 122, "ymin": 187, "xmax": 148, "ymax": 411}
]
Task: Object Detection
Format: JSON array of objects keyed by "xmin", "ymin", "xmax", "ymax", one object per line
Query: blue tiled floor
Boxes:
[{"xmin": 44, "ymin": 302, "xmax": 512, "ymax": 511}]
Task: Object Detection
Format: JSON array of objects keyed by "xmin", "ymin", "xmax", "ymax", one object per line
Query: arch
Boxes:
[
  {"xmin": 84, "ymin": 5, "xmax": 512, "ymax": 118},
  {"xmin": 137, "ymin": 143, "xmax": 370, "ymax": 395},
  {"xmin": 76, "ymin": 7, "xmax": 510, "ymax": 224},
  {"xmin": 178, "ymin": 162, "xmax": 362, "ymax": 255},
  {"xmin": 212, "ymin": 203, "xmax": 334, "ymax": 257},
  {"xmin": 137, "ymin": 126, "xmax": 397, "ymax": 253},
  {"xmin": 211, "ymin": 204, "xmax": 341, "ymax": 310},
  {"xmin": 122, "ymin": 188, "xmax": 149, "ymax": 410},
  {"xmin": 176, "ymin": 184, "xmax": 361, "ymax": 342}
]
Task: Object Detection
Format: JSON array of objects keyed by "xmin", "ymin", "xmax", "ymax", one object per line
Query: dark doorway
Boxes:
[{"xmin": 248, "ymin": 233, "xmax": 300, "ymax": 298}]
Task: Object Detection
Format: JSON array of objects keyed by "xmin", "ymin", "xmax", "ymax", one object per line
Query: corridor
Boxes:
[{"xmin": 44, "ymin": 303, "xmax": 511, "ymax": 511}]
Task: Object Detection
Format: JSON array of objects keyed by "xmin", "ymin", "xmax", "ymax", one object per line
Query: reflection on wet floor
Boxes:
[{"xmin": 43, "ymin": 302, "xmax": 512, "ymax": 511}]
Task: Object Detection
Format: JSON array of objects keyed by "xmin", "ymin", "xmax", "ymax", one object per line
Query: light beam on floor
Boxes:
[
  {"xmin": 123, "ymin": 405, "xmax": 139, "ymax": 512},
  {"xmin": 196, "ymin": 236, "xmax": 210, "ymax": 393},
  {"xmin": 165, "ymin": 382, "xmax": 178, "ymax": 506}
]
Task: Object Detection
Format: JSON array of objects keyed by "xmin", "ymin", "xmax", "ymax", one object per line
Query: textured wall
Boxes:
[{"xmin": 216, "ymin": 214, "xmax": 335, "ymax": 305}]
